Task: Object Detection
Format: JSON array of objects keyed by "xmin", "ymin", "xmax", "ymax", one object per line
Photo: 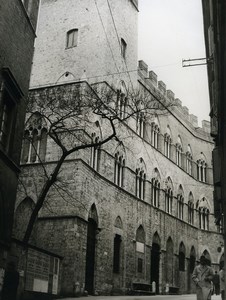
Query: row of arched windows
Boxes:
[
  {"xmin": 21, "ymin": 113, "xmax": 209, "ymax": 186},
  {"xmin": 136, "ymin": 120, "xmax": 208, "ymax": 183},
  {"xmin": 89, "ymin": 140, "xmax": 211, "ymax": 229}
]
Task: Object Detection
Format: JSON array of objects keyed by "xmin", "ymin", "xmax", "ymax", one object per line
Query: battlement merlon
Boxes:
[{"xmin": 137, "ymin": 60, "xmax": 210, "ymax": 133}]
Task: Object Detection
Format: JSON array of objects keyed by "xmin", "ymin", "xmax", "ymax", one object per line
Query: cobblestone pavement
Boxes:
[{"xmin": 58, "ymin": 293, "xmax": 221, "ymax": 300}]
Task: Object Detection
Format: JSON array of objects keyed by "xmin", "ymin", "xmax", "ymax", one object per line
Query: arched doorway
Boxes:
[
  {"xmin": 166, "ymin": 237, "xmax": 174, "ymax": 285},
  {"xmin": 85, "ymin": 204, "xmax": 98, "ymax": 294},
  {"xmin": 151, "ymin": 232, "xmax": 161, "ymax": 294},
  {"xmin": 188, "ymin": 246, "xmax": 196, "ymax": 292},
  {"xmin": 202, "ymin": 249, "xmax": 211, "ymax": 266}
]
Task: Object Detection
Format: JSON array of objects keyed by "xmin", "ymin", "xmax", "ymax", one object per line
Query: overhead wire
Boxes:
[
  {"xmin": 106, "ymin": 0, "xmax": 135, "ymax": 92},
  {"xmin": 93, "ymin": 0, "xmax": 120, "ymax": 75}
]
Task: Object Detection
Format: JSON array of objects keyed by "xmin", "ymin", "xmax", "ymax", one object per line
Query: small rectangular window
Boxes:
[
  {"xmin": 121, "ymin": 38, "xmax": 127, "ymax": 59},
  {"xmin": 66, "ymin": 29, "xmax": 78, "ymax": 48}
]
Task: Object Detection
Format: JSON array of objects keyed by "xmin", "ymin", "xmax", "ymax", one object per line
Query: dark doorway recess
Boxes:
[
  {"xmin": 85, "ymin": 218, "xmax": 97, "ymax": 294},
  {"xmin": 151, "ymin": 243, "xmax": 160, "ymax": 294}
]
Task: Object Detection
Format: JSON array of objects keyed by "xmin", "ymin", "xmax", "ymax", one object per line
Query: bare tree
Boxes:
[{"xmin": 18, "ymin": 80, "xmax": 175, "ymax": 246}]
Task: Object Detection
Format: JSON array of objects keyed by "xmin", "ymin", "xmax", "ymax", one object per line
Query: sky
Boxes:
[{"xmin": 138, "ymin": 0, "xmax": 210, "ymax": 126}]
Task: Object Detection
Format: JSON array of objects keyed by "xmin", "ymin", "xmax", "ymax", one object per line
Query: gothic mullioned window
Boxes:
[
  {"xmin": 137, "ymin": 112, "xmax": 146, "ymax": 138},
  {"xmin": 197, "ymin": 158, "xmax": 207, "ymax": 182},
  {"xmin": 164, "ymin": 126, "xmax": 172, "ymax": 158},
  {"xmin": 152, "ymin": 178, "xmax": 160, "ymax": 207},
  {"xmin": 90, "ymin": 132, "xmax": 100, "ymax": 171},
  {"xmin": 186, "ymin": 145, "xmax": 193, "ymax": 175},
  {"xmin": 165, "ymin": 177, "xmax": 173, "ymax": 214},
  {"xmin": 177, "ymin": 186, "xmax": 184, "ymax": 220},
  {"xmin": 199, "ymin": 207, "xmax": 209, "ymax": 230},
  {"xmin": 21, "ymin": 113, "xmax": 47, "ymax": 164},
  {"xmin": 164, "ymin": 134, "xmax": 171, "ymax": 158},
  {"xmin": 188, "ymin": 192, "xmax": 194, "ymax": 225},
  {"xmin": 176, "ymin": 136, "xmax": 183, "ymax": 167},
  {"xmin": 151, "ymin": 169, "xmax": 161, "ymax": 207},
  {"xmin": 114, "ymin": 152, "xmax": 125, "ymax": 187},
  {"xmin": 151, "ymin": 122, "xmax": 160, "ymax": 149},
  {"xmin": 198, "ymin": 198, "xmax": 210, "ymax": 230},
  {"xmin": 66, "ymin": 29, "xmax": 78, "ymax": 48},
  {"xmin": 116, "ymin": 90, "xmax": 127, "ymax": 119}
]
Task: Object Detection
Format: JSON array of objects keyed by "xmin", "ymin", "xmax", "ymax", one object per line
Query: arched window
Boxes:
[
  {"xmin": 90, "ymin": 132, "xmax": 100, "ymax": 171},
  {"xmin": 116, "ymin": 82, "xmax": 127, "ymax": 119},
  {"xmin": 176, "ymin": 136, "xmax": 183, "ymax": 167},
  {"xmin": 188, "ymin": 192, "xmax": 194, "ymax": 225},
  {"xmin": 177, "ymin": 185, "xmax": 184, "ymax": 220},
  {"xmin": 197, "ymin": 154, "xmax": 207, "ymax": 182},
  {"xmin": 137, "ymin": 112, "xmax": 146, "ymax": 138},
  {"xmin": 114, "ymin": 152, "xmax": 125, "ymax": 187},
  {"xmin": 179, "ymin": 242, "xmax": 186, "ymax": 271},
  {"xmin": 186, "ymin": 145, "xmax": 193, "ymax": 175},
  {"xmin": 165, "ymin": 177, "xmax": 173, "ymax": 214},
  {"xmin": 198, "ymin": 198, "xmax": 210, "ymax": 230},
  {"xmin": 151, "ymin": 168, "xmax": 161, "ymax": 207},
  {"xmin": 164, "ymin": 126, "xmax": 172, "ymax": 158},
  {"xmin": 66, "ymin": 29, "xmax": 78, "ymax": 48},
  {"xmin": 151, "ymin": 122, "xmax": 160, "ymax": 149},
  {"xmin": 135, "ymin": 158, "xmax": 146, "ymax": 200},
  {"xmin": 21, "ymin": 113, "xmax": 47, "ymax": 164}
]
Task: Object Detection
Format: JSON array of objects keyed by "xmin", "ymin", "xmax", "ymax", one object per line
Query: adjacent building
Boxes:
[
  {"xmin": 13, "ymin": 0, "xmax": 224, "ymax": 296},
  {"xmin": 0, "ymin": 0, "xmax": 39, "ymax": 287},
  {"xmin": 202, "ymin": 0, "xmax": 226, "ymax": 273}
]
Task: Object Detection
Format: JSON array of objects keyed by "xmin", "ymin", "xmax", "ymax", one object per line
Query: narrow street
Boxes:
[{"xmin": 59, "ymin": 294, "xmax": 221, "ymax": 300}]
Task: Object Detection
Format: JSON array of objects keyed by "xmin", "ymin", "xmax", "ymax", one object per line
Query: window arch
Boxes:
[
  {"xmin": 197, "ymin": 153, "xmax": 207, "ymax": 182},
  {"xmin": 151, "ymin": 121, "xmax": 160, "ymax": 148},
  {"xmin": 176, "ymin": 136, "xmax": 183, "ymax": 167},
  {"xmin": 165, "ymin": 177, "xmax": 173, "ymax": 214},
  {"xmin": 188, "ymin": 192, "xmax": 194, "ymax": 225},
  {"xmin": 137, "ymin": 112, "xmax": 146, "ymax": 138},
  {"xmin": 114, "ymin": 151, "xmax": 125, "ymax": 187},
  {"xmin": 116, "ymin": 81, "xmax": 127, "ymax": 119},
  {"xmin": 177, "ymin": 185, "xmax": 184, "ymax": 220},
  {"xmin": 21, "ymin": 113, "xmax": 47, "ymax": 164},
  {"xmin": 197, "ymin": 197, "xmax": 210, "ymax": 230},
  {"xmin": 135, "ymin": 158, "xmax": 146, "ymax": 200},
  {"xmin": 90, "ymin": 132, "xmax": 100, "ymax": 171},
  {"xmin": 186, "ymin": 145, "xmax": 193, "ymax": 175},
  {"xmin": 179, "ymin": 242, "xmax": 186, "ymax": 271},
  {"xmin": 66, "ymin": 29, "xmax": 78, "ymax": 48},
  {"xmin": 152, "ymin": 168, "xmax": 161, "ymax": 207},
  {"xmin": 164, "ymin": 126, "xmax": 172, "ymax": 158}
]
